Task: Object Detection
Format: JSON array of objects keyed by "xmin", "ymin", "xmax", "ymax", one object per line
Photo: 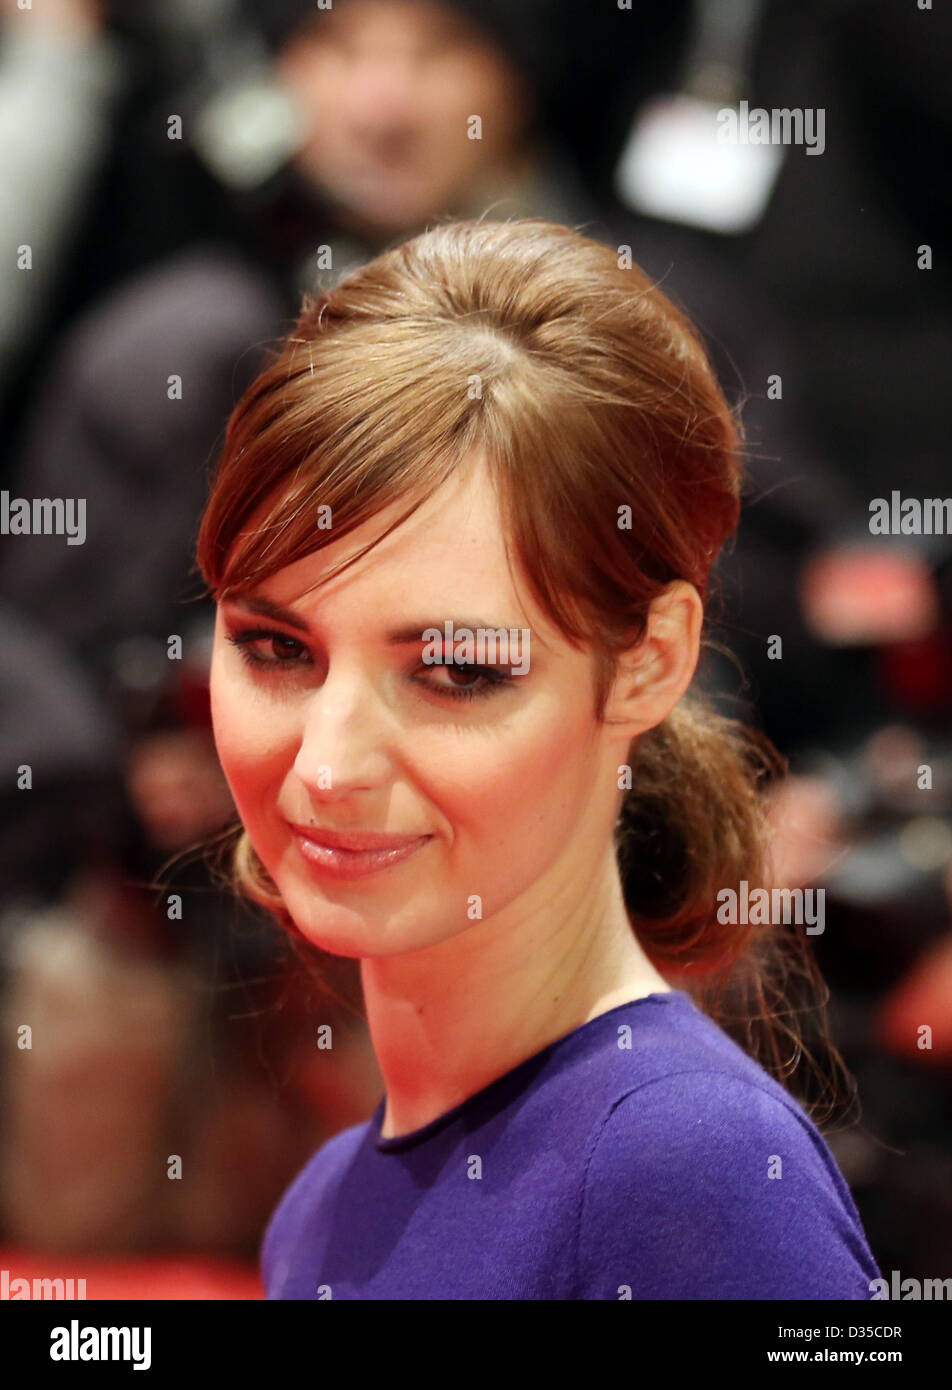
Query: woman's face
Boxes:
[{"xmin": 209, "ymin": 454, "xmax": 624, "ymax": 958}]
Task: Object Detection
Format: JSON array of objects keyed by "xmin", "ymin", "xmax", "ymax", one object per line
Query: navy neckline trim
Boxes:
[{"xmin": 372, "ymin": 989, "xmax": 691, "ymax": 1153}]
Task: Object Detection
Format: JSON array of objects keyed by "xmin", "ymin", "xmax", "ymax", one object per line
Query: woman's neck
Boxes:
[{"xmin": 361, "ymin": 846, "xmax": 670, "ymax": 1141}]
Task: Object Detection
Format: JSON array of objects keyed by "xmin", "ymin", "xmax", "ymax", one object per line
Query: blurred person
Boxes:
[
  {"xmin": 254, "ymin": 0, "xmax": 580, "ymax": 244},
  {"xmin": 199, "ymin": 219, "xmax": 882, "ymax": 1299},
  {"xmin": 0, "ymin": 597, "xmax": 124, "ymax": 911},
  {"xmin": 603, "ymin": 0, "xmax": 952, "ymax": 760},
  {"xmin": 0, "ymin": 0, "xmax": 127, "ymax": 421},
  {"xmin": 739, "ymin": 0, "xmax": 952, "ymax": 757}
]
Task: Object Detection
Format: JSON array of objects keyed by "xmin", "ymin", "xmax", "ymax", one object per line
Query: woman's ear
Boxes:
[{"xmin": 604, "ymin": 581, "xmax": 703, "ymax": 736}]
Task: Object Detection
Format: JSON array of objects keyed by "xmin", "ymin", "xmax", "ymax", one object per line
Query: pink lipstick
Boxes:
[{"xmin": 287, "ymin": 823, "xmax": 432, "ymax": 881}]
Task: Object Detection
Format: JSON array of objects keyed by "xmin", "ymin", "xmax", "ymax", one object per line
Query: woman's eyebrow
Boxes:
[
  {"xmin": 223, "ymin": 595, "xmax": 529, "ymax": 646},
  {"xmin": 223, "ymin": 595, "xmax": 311, "ymax": 632}
]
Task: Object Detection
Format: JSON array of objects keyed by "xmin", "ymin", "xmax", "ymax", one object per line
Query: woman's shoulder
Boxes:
[
  {"xmin": 574, "ymin": 1060, "xmax": 881, "ymax": 1298},
  {"xmin": 575, "ymin": 990, "xmax": 824, "ymax": 1146},
  {"xmin": 260, "ymin": 1117, "xmax": 372, "ymax": 1296},
  {"xmin": 581, "ymin": 994, "xmax": 863, "ymax": 1234},
  {"xmin": 585, "ymin": 1063, "xmax": 833, "ymax": 1187}
]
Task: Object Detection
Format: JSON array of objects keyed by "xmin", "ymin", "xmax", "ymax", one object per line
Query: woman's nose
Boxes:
[{"xmin": 292, "ymin": 668, "xmax": 393, "ymax": 798}]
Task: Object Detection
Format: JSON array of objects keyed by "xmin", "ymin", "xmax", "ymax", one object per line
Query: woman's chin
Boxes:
[
  {"xmin": 277, "ymin": 895, "xmax": 414, "ymax": 959},
  {"xmin": 280, "ymin": 898, "xmax": 467, "ymax": 961}
]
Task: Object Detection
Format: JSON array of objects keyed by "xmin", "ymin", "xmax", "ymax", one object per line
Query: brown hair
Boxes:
[{"xmin": 196, "ymin": 218, "xmax": 856, "ymax": 1129}]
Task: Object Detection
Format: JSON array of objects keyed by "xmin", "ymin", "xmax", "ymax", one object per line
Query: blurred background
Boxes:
[{"xmin": 0, "ymin": 0, "xmax": 949, "ymax": 1298}]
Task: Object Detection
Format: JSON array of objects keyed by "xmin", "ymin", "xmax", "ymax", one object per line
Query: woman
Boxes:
[{"xmin": 196, "ymin": 218, "xmax": 882, "ymax": 1299}]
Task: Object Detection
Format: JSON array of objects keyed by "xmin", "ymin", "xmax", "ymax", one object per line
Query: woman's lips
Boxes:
[{"xmin": 287, "ymin": 823, "xmax": 432, "ymax": 881}]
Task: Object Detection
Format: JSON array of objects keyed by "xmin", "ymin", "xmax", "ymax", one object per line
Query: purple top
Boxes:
[{"xmin": 261, "ymin": 990, "xmax": 882, "ymax": 1299}]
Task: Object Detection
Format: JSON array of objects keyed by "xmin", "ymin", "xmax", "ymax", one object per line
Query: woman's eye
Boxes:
[
  {"xmin": 414, "ymin": 661, "xmax": 514, "ymax": 703},
  {"xmin": 226, "ymin": 629, "xmax": 311, "ymax": 670}
]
